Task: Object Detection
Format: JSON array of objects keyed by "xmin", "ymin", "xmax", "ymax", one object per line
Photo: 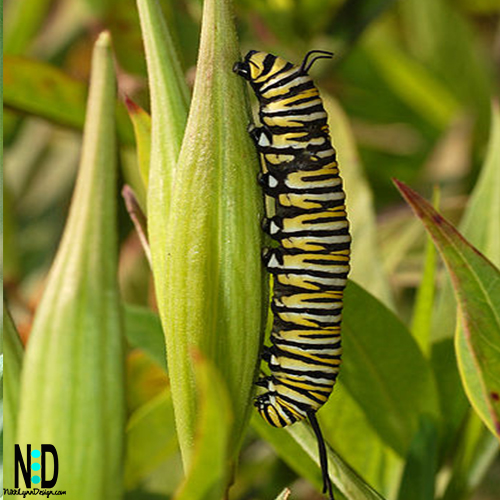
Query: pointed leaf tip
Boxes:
[
  {"xmin": 394, "ymin": 179, "xmax": 500, "ymax": 440},
  {"xmin": 124, "ymin": 94, "xmax": 142, "ymax": 114},
  {"xmin": 394, "ymin": 179, "xmax": 492, "ymax": 262}
]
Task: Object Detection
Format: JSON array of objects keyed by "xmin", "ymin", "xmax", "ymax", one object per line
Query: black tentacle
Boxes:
[
  {"xmin": 308, "ymin": 411, "xmax": 335, "ymax": 500},
  {"xmin": 300, "ymin": 50, "xmax": 334, "ymax": 74}
]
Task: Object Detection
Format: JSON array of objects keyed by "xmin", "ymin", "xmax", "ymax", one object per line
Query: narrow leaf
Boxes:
[
  {"xmin": 4, "ymin": 55, "xmax": 87, "ymax": 129},
  {"xmin": 16, "ymin": 32, "xmax": 126, "ymax": 498},
  {"xmin": 253, "ymin": 413, "xmax": 388, "ymax": 500},
  {"xmin": 395, "ymin": 179, "xmax": 500, "ymax": 439},
  {"xmin": 4, "ymin": 0, "xmax": 53, "ymax": 55},
  {"xmin": 327, "ymin": 0, "xmax": 398, "ymax": 55},
  {"xmin": 160, "ymin": 0, "xmax": 264, "ymax": 468},
  {"xmin": 121, "ymin": 146, "xmax": 148, "ymax": 211},
  {"xmin": 288, "ymin": 421, "xmax": 386, "ymax": 500},
  {"xmin": 366, "ymin": 37, "xmax": 459, "ymax": 130},
  {"xmin": 401, "ymin": 0, "xmax": 493, "ymax": 133},
  {"xmin": 459, "ymin": 101, "xmax": 500, "ymax": 267},
  {"xmin": 396, "ymin": 416, "xmax": 437, "ymax": 500},
  {"xmin": 124, "ymin": 95, "xmax": 152, "ymax": 191},
  {"xmin": 3, "ymin": 55, "xmax": 135, "ymax": 144},
  {"xmin": 441, "ymin": 410, "xmax": 499, "ymax": 500},
  {"xmin": 411, "ymin": 187, "xmax": 440, "ymax": 355}
]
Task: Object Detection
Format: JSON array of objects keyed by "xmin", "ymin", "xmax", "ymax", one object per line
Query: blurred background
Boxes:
[{"xmin": 3, "ymin": 0, "xmax": 500, "ymax": 499}]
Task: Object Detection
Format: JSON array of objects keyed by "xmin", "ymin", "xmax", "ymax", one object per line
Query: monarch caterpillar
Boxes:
[{"xmin": 234, "ymin": 50, "xmax": 351, "ymax": 500}]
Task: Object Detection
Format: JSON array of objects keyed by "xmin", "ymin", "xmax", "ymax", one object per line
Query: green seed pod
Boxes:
[
  {"xmin": 158, "ymin": 0, "xmax": 265, "ymax": 469},
  {"xmin": 16, "ymin": 32, "xmax": 125, "ymax": 499}
]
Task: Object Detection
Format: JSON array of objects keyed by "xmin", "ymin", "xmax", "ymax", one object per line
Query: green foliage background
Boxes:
[{"xmin": 3, "ymin": 0, "xmax": 500, "ymax": 499}]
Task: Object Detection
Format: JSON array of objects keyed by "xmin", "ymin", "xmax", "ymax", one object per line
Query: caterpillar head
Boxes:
[
  {"xmin": 233, "ymin": 51, "xmax": 292, "ymax": 89},
  {"xmin": 233, "ymin": 50, "xmax": 267, "ymax": 81},
  {"xmin": 234, "ymin": 50, "xmax": 334, "ymax": 83}
]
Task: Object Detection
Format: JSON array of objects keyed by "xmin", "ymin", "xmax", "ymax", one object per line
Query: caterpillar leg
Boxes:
[
  {"xmin": 258, "ymin": 172, "xmax": 280, "ymax": 195},
  {"xmin": 308, "ymin": 411, "xmax": 335, "ymax": 500},
  {"xmin": 256, "ymin": 375, "xmax": 272, "ymax": 388},
  {"xmin": 261, "ymin": 247, "xmax": 281, "ymax": 267},
  {"xmin": 261, "ymin": 216, "xmax": 281, "ymax": 239},
  {"xmin": 261, "ymin": 345, "xmax": 272, "ymax": 362},
  {"xmin": 248, "ymin": 124, "xmax": 272, "ymax": 150}
]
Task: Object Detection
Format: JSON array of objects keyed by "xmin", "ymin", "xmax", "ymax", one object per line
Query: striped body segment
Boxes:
[{"xmin": 234, "ymin": 50, "xmax": 350, "ymax": 499}]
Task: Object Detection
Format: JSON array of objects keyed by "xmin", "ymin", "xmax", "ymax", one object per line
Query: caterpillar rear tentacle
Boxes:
[
  {"xmin": 309, "ymin": 411, "xmax": 335, "ymax": 500},
  {"xmin": 234, "ymin": 49, "xmax": 350, "ymax": 500}
]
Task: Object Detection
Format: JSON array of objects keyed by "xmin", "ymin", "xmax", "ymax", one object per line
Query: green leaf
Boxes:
[
  {"xmin": 287, "ymin": 421, "xmax": 386, "ymax": 500},
  {"xmin": 137, "ymin": 0, "xmax": 190, "ymax": 305},
  {"xmin": 3, "ymin": 0, "xmax": 53, "ymax": 54},
  {"xmin": 4, "ymin": 55, "xmax": 87, "ymax": 128},
  {"xmin": 125, "ymin": 389, "xmax": 178, "ymax": 489},
  {"xmin": 434, "ymin": 102, "xmax": 500, "ymax": 342},
  {"xmin": 323, "ymin": 96, "xmax": 394, "ymax": 308},
  {"xmin": 327, "ymin": 0, "xmax": 399, "ymax": 55},
  {"xmin": 342, "ymin": 281, "xmax": 441, "ymax": 455},
  {"xmin": 3, "ymin": 186, "xmax": 20, "ymax": 283},
  {"xmin": 380, "ymin": 217, "xmax": 423, "ymax": 276},
  {"xmin": 411, "ymin": 188, "xmax": 440, "ymax": 356},
  {"xmin": 252, "ymin": 413, "xmax": 386, "ymax": 500},
  {"xmin": 401, "ymin": 0, "xmax": 493, "ymax": 134},
  {"xmin": 16, "ymin": 32, "xmax": 126, "ymax": 498},
  {"xmin": 441, "ymin": 410, "xmax": 499, "ymax": 500},
  {"xmin": 429, "ymin": 337, "xmax": 468, "ymax": 455},
  {"xmin": 319, "ymin": 384, "xmax": 402, "ymax": 498},
  {"xmin": 430, "ymin": 103, "xmax": 500, "ymax": 455},
  {"xmin": 396, "ymin": 416, "xmax": 437, "ymax": 500},
  {"xmin": 124, "ymin": 96, "xmax": 152, "ymax": 191},
  {"xmin": 365, "ymin": 35, "xmax": 460, "ymax": 130},
  {"xmin": 251, "ymin": 415, "xmax": 325, "ymax": 496},
  {"xmin": 395, "ymin": 180, "xmax": 500, "ymax": 440},
  {"xmin": 121, "ymin": 147, "xmax": 148, "ymax": 213},
  {"xmin": 124, "ymin": 304, "xmax": 166, "ymax": 370},
  {"xmin": 3, "ymin": 55, "xmax": 135, "ymax": 144},
  {"xmin": 2, "ymin": 303, "xmax": 24, "ymax": 490},
  {"xmin": 459, "ymin": 101, "xmax": 500, "ymax": 267},
  {"xmin": 126, "ymin": 351, "xmax": 168, "ymax": 414},
  {"xmin": 173, "ymin": 354, "xmax": 232, "ymax": 500},
  {"xmin": 159, "ymin": 0, "xmax": 265, "ymax": 468}
]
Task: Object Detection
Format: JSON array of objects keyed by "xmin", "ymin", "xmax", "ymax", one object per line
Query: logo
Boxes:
[
  {"xmin": 3, "ymin": 444, "xmax": 66, "ymax": 497},
  {"xmin": 15, "ymin": 445, "xmax": 58, "ymax": 488}
]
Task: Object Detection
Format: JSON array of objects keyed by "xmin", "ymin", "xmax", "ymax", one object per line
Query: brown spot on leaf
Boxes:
[
  {"xmin": 432, "ymin": 212, "xmax": 444, "ymax": 224},
  {"xmin": 491, "ymin": 392, "xmax": 500, "ymax": 402}
]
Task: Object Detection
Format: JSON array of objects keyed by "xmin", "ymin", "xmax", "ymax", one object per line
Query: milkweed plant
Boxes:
[{"xmin": 2, "ymin": 0, "xmax": 499, "ymax": 499}]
